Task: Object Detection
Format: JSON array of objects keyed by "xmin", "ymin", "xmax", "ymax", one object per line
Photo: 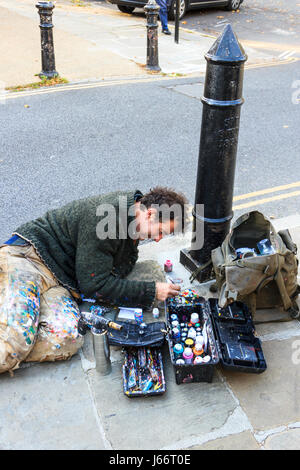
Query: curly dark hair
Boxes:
[{"xmin": 139, "ymin": 186, "xmax": 190, "ymax": 233}]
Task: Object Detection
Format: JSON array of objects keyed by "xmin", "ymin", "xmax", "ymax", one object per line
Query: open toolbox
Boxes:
[
  {"xmin": 108, "ymin": 321, "xmax": 167, "ymax": 397},
  {"xmin": 122, "ymin": 347, "xmax": 166, "ymax": 397},
  {"xmin": 165, "ymin": 290, "xmax": 267, "ymax": 384},
  {"xmin": 208, "ymin": 299, "xmax": 267, "ymax": 373}
]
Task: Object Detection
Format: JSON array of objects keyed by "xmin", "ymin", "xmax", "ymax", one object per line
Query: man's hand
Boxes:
[{"xmin": 155, "ymin": 282, "xmax": 181, "ymax": 301}]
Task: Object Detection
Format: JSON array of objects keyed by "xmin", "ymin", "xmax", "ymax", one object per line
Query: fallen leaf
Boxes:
[
  {"xmin": 24, "ymin": 104, "xmax": 30, "ymax": 108},
  {"xmin": 181, "ymin": 21, "xmax": 187, "ymax": 24},
  {"xmin": 217, "ymin": 15, "xmax": 224, "ymax": 18},
  {"xmin": 283, "ymin": 125, "xmax": 289, "ymax": 128}
]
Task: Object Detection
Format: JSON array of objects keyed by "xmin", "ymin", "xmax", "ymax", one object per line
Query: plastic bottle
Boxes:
[
  {"xmin": 164, "ymin": 259, "xmax": 173, "ymax": 273},
  {"xmin": 193, "ymin": 356, "xmax": 204, "ymax": 365},
  {"xmin": 257, "ymin": 239, "xmax": 276, "ymax": 255},
  {"xmin": 187, "ymin": 327, "xmax": 197, "ymax": 340},
  {"xmin": 183, "ymin": 347, "xmax": 194, "ymax": 364},
  {"xmin": 173, "ymin": 343, "xmax": 184, "ymax": 360},
  {"xmin": 152, "ymin": 308, "xmax": 160, "ymax": 319},
  {"xmin": 190, "ymin": 312, "xmax": 199, "ymax": 325},
  {"xmin": 193, "ymin": 344, "xmax": 204, "ymax": 357},
  {"xmin": 195, "ymin": 335, "xmax": 205, "ymax": 349}
]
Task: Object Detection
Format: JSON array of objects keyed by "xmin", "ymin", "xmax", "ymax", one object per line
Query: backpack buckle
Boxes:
[{"xmin": 264, "ymin": 265, "xmax": 270, "ymax": 274}]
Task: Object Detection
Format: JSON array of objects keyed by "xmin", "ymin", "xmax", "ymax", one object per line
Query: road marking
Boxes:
[
  {"xmin": 188, "ymin": 183, "xmax": 300, "ymax": 220},
  {"xmin": 278, "ymin": 50, "xmax": 296, "ymax": 59},
  {"xmin": 245, "ymin": 56, "xmax": 298, "ymax": 70},
  {"xmin": 233, "ymin": 190, "xmax": 300, "ymax": 211},
  {"xmin": 1, "ymin": 56, "xmax": 298, "ymax": 102},
  {"xmin": 233, "ymin": 181, "xmax": 300, "ymax": 201}
]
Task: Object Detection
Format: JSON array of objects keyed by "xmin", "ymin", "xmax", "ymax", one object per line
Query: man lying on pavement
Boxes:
[{"xmin": 0, "ymin": 186, "xmax": 188, "ymax": 374}]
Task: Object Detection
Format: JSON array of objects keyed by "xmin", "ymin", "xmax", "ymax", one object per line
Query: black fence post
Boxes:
[
  {"xmin": 144, "ymin": 0, "xmax": 161, "ymax": 72},
  {"xmin": 36, "ymin": 2, "xmax": 58, "ymax": 79},
  {"xmin": 180, "ymin": 24, "xmax": 247, "ymax": 282}
]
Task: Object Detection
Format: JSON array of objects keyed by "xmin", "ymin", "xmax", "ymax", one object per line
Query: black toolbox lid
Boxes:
[{"xmin": 208, "ymin": 299, "xmax": 267, "ymax": 374}]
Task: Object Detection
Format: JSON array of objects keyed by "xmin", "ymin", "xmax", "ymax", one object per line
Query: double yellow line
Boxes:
[{"xmin": 233, "ymin": 181, "xmax": 300, "ymax": 210}]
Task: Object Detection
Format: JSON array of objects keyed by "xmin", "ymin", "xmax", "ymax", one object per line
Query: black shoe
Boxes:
[{"xmin": 162, "ymin": 29, "xmax": 171, "ymax": 35}]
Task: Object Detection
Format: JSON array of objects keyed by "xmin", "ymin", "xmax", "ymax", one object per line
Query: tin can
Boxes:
[
  {"xmin": 134, "ymin": 308, "xmax": 143, "ymax": 324},
  {"xmin": 170, "ymin": 314, "xmax": 178, "ymax": 322}
]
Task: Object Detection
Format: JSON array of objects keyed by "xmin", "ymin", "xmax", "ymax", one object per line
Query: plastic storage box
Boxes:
[
  {"xmin": 165, "ymin": 293, "xmax": 267, "ymax": 384},
  {"xmin": 165, "ymin": 293, "xmax": 219, "ymax": 384},
  {"xmin": 209, "ymin": 299, "xmax": 267, "ymax": 373},
  {"xmin": 122, "ymin": 346, "xmax": 166, "ymax": 397}
]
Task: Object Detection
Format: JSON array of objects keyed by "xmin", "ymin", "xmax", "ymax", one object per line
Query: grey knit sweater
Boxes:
[{"xmin": 14, "ymin": 190, "xmax": 156, "ymax": 308}]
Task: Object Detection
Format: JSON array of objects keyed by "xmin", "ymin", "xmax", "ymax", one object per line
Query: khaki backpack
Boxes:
[{"xmin": 210, "ymin": 211, "xmax": 300, "ymax": 320}]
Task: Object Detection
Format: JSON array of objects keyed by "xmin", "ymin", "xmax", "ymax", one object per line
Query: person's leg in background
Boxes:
[{"xmin": 155, "ymin": 0, "xmax": 171, "ymax": 34}]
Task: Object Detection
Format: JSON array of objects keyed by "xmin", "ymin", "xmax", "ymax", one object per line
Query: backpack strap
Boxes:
[
  {"xmin": 223, "ymin": 259, "xmax": 271, "ymax": 274},
  {"xmin": 189, "ymin": 259, "xmax": 213, "ymax": 283}
]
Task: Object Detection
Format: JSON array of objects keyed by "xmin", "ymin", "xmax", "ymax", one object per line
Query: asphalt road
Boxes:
[{"xmin": 1, "ymin": 60, "xmax": 299, "ymax": 242}]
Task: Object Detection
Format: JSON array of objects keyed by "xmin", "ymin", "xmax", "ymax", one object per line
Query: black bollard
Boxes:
[
  {"xmin": 36, "ymin": 2, "xmax": 58, "ymax": 79},
  {"xmin": 144, "ymin": 0, "xmax": 161, "ymax": 72},
  {"xmin": 180, "ymin": 24, "xmax": 247, "ymax": 283}
]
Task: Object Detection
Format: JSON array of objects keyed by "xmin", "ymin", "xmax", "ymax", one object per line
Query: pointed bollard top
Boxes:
[
  {"xmin": 205, "ymin": 24, "xmax": 247, "ymax": 64},
  {"xmin": 144, "ymin": 0, "xmax": 160, "ymax": 12}
]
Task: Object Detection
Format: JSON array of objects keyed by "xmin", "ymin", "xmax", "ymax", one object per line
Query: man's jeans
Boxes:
[{"xmin": 156, "ymin": 0, "xmax": 169, "ymax": 31}]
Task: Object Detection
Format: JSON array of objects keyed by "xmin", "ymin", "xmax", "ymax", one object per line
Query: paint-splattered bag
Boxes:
[
  {"xmin": 0, "ymin": 258, "xmax": 42, "ymax": 372},
  {"xmin": 26, "ymin": 286, "xmax": 83, "ymax": 363},
  {"xmin": 0, "ymin": 244, "xmax": 83, "ymax": 374}
]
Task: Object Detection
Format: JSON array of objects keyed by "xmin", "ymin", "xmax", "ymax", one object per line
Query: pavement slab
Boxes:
[
  {"xmin": 263, "ymin": 426, "xmax": 300, "ymax": 450},
  {"xmin": 189, "ymin": 430, "xmax": 261, "ymax": 450},
  {"xmin": 0, "ymin": 355, "xmax": 106, "ymax": 450},
  {"xmin": 87, "ymin": 343, "xmax": 249, "ymax": 450},
  {"xmin": 0, "ymin": 4, "xmax": 145, "ymax": 88},
  {"xmin": 222, "ymin": 338, "xmax": 300, "ymax": 432},
  {"xmin": 0, "ymin": 0, "xmax": 281, "ymax": 88}
]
